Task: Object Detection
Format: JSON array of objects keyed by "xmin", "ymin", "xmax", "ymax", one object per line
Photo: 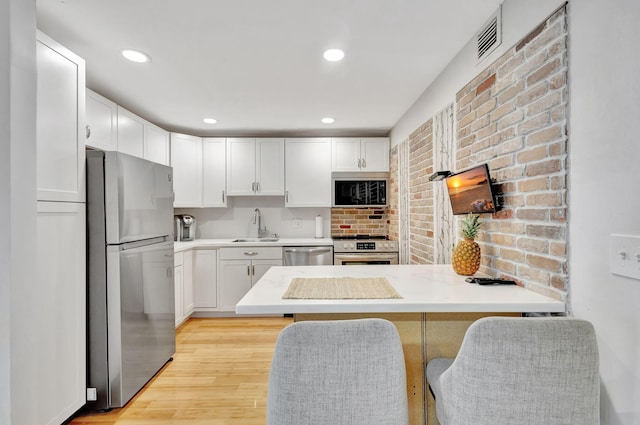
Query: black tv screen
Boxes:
[{"xmin": 446, "ymin": 164, "xmax": 498, "ymax": 215}]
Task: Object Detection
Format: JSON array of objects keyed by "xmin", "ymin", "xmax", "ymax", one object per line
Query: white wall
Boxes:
[
  {"xmin": 175, "ymin": 198, "xmax": 331, "ymax": 239},
  {"xmin": 0, "ymin": 0, "xmax": 38, "ymax": 423},
  {"xmin": 390, "ymin": 0, "xmax": 564, "ymax": 147},
  {"xmin": 569, "ymin": 0, "xmax": 640, "ymax": 423}
]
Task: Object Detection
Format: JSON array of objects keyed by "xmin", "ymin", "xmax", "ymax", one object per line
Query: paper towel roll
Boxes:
[{"xmin": 315, "ymin": 215, "xmax": 323, "ymax": 238}]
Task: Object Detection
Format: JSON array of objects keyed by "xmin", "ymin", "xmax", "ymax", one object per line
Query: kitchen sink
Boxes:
[{"xmin": 231, "ymin": 238, "xmax": 279, "ymax": 242}]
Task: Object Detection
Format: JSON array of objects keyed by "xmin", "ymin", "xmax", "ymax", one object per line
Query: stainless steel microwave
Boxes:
[{"xmin": 331, "ymin": 172, "xmax": 388, "ymax": 208}]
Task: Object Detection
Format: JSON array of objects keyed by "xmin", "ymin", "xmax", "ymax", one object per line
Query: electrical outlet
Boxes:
[
  {"xmin": 292, "ymin": 219, "xmax": 301, "ymax": 229},
  {"xmin": 86, "ymin": 387, "xmax": 97, "ymax": 401},
  {"xmin": 610, "ymin": 234, "xmax": 640, "ymax": 280}
]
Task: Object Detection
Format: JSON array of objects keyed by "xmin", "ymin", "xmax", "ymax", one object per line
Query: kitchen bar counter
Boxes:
[
  {"xmin": 174, "ymin": 237, "xmax": 333, "ymax": 253},
  {"xmin": 236, "ymin": 264, "xmax": 565, "ymax": 425},
  {"xmin": 235, "ymin": 264, "xmax": 565, "ymax": 314}
]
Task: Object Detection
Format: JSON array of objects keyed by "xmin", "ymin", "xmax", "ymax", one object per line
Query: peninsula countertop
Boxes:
[{"xmin": 235, "ymin": 264, "xmax": 565, "ymax": 315}]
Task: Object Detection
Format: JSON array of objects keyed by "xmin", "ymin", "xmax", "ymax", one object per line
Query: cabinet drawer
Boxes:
[{"xmin": 220, "ymin": 247, "xmax": 283, "ymax": 260}]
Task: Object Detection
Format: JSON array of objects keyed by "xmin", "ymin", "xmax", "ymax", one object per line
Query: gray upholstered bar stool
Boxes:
[
  {"xmin": 267, "ymin": 318, "xmax": 409, "ymax": 425},
  {"xmin": 426, "ymin": 317, "xmax": 599, "ymax": 425}
]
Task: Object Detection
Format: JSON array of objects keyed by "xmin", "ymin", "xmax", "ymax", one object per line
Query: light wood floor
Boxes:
[{"xmin": 69, "ymin": 317, "xmax": 293, "ymax": 425}]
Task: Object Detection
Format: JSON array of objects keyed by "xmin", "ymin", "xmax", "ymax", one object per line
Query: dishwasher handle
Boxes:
[{"xmin": 283, "ymin": 247, "xmax": 332, "ymax": 254}]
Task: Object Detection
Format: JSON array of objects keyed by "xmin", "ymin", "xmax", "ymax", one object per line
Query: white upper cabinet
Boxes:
[
  {"xmin": 227, "ymin": 138, "xmax": 284, "ymax": 196},
  {"xmin": 86, "ymin": 89, "xmax": 117, "ymax": 151},
  {"xmin": 116, "ymin": 106, "xmax": 145, "ymax": 158},
  {"xmin": 171, "ymin": 133, "xmax": 203, "ymax": 207},
  {"xmin": 285, "ymin": 138, "xmax": 331, "ymax": 207},
  {"xmin": 331, "ymin": 137, "xmax": 390, "ymax": 172},
  {"xmin": 144, "ymin": 121, "xmax": 170, "ymax": 166},
  {"xmin": 202, "ymin": 138, "xmax": 227, "ymax": 207},
  {"xmin": 36, "ymin": 31, "xmax": 86, "ymax": 203}
]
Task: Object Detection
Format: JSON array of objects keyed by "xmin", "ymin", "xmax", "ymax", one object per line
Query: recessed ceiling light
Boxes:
[
  {"xmin": 323, "ymin": 49, "xmax": 344, "ymax": 62},
  {"xmin": 121, "ymin": 49, "xmax": 150, "ymax": 63},
  {"xmin": 203, "ymin": 118, "xmax": 217, "ymax": 124},
  {"xmin": 321, "ymin": 117, "xmax": 335, "ymax": 124}
]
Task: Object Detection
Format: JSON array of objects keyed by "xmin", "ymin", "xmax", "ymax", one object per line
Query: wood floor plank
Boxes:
[{"xmin": 69, "ymin": 317, "xmax": 292, "ymax": 425}]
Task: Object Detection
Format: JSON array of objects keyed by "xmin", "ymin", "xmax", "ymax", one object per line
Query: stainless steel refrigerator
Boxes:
[{"xmin": 86, "ymin": 151, "xmax": 176, "ymax": 410}]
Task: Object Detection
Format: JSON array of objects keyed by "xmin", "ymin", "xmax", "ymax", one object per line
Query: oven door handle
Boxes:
[{"xmin": 333, "ymin": 252, "xmax": 399, "ymax": 264}]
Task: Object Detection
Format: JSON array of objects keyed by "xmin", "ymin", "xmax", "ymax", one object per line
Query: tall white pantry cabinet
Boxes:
[{"xmin": 35, "ymin": 31, "xmax": 86, "ymax": 425}]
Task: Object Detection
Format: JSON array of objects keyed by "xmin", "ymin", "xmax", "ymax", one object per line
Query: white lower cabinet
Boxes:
[
  {"xmin": 174, "ymin": 250, "xmax": 194, "ymax": 327},
  {"xmin": 193, "ymin": 249, "xmax": 217, "ymax": 309},
  {"xmin": 218, "ymin": 247, "xmax": 282, "ymax": 312},
  {"xmin": 174, "ymin": 253, "xmax": 184, "ymax": 327},
  {"xmin": 183, "ymin": 250, "xmax": 195, "ymax": 315},
  {"xmin": 36, "ymin": 201, "xmax": 86, "ymax": 425}
]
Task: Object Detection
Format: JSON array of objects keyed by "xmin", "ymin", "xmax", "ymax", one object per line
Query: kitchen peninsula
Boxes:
[{"xmin": 236, "ymin": 264, "xmax": 564, "ymax": 425}]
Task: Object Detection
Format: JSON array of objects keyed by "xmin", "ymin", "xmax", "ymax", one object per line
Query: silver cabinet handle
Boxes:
[
  {"xmin": 285, "ymin": 191, "xmax": 289, "ymax": 203},
  {"xmin": 251, "ymin": 182, "xmax": 256, "ymax": 192},
  {"xmin": 222, "ymin": 190, "xmax": 225, "ymax": 202},
  {"xmin": 247, "ymin": 265, "xmax": 251, "ymax": 276},
  {"xmin": 86, "ymin": 125, "xmax": 91, "ymax": 139},
  {"xmin": 362, "ymin": 158, "xmax": 366, "ymax": 168},
  {"xmin": 252, "ymin": 265, "xmax": 255, "ymax": 275},
  {"xmin": 244, "ymin": 251, "xmax": 258, "ymax": 256},
  {"xmin": 256, "ymin": 182, "xmax": 260, "ymax": 192},
  {"xmin": 357, "ymin": 158, "xmax": 361, "ymax": 168}
]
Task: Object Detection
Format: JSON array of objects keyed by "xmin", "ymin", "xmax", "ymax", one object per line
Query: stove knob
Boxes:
[{"xmin": 383, "ymin": 242, "xmax": 389, "ymax": 248}]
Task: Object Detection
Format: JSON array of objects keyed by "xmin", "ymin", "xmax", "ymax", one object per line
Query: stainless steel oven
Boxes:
[{"xmin": 333, "ymin": 237, "xmax": 399, "ymax": 265}]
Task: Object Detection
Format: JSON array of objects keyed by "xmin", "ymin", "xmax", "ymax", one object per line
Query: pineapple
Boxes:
[{"xmin": 452, "ymin": 213, "xmax": 482, "ymax": 276}]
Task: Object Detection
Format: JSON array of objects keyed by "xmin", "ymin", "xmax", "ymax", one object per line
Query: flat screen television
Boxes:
[{"xmin": 445, "ymin": 164, "xmax": 498, "ymax": 215}]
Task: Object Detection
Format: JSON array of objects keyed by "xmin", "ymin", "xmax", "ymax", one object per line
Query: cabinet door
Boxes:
[
  {"xmin": 251, "ymin": 259, "xmax": 281, "ymax": 286},
  {"xmin": 218, "ymin": 260, "xmax": 252, "ymax": 311},
  {"xmin": 36, "ymin": 31, "xmax": 86, "ymax": 203},
  {"xmin": 193, "ymin": 250, "xmax": 217, "ymax": 309},
  {"xmin": 144, "ymin": 122, "xmax": 170, "ymax": 165},
  {"xmin": 174, "ymin": 264, "xmax": 184, "ymax": 327},
  {"xmin": 226, "ymin": 138, "xmax": 256, "ymax": 195},
  {"xmin": 331, "ymin": 138, "xmax": 361, "ymax": 172},
  {"xmin": 183, "ymin": 250, "xmax": 195, "ymax": 314},
  {"xmin": 171, "ymin": 133, "xmax": 203, "ymax": 207},
  {"xmin": 255, "ymin": 138, "xmax": 285, "ymax": 195},
  {"xmin": 360, "ymin": 138, "xmax": 390, "ymax": 172},
  {"xmin": 117, "ymin": 106, "xmax": 145, "ymax": 158},
  {"xmin": 174, "ymin": 253, "xmax": 184, "ymax": 328},
  {"xmin": 202, "ymin": 138, "xmax": 227, "ymax": 207},
  {"xmin": 285, "ymin": 138, "xmax": 331, "ymax": 207},
  {"xmin": 86, "ymin": 89, "xmax": 118, "ymax": 151},
  {"xmin": 36, "ymin": 201, "xmax": 86, "ymax": 425}
]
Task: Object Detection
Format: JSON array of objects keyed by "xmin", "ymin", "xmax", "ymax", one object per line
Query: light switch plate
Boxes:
[{"xmin": 610, "ymin": 234, "xmax": 640, "ymax": 280}]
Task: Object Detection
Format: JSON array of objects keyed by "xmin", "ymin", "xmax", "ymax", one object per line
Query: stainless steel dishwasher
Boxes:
[{"xmin": 283, "ymin": 246, "xmax": 334, "ymax": 266}]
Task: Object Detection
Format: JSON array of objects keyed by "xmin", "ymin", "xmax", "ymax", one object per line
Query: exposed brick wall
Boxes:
[
  {"xmin": 388, "ymin": 145, "xmax": 399, "ymax": 242},
  {"xmin": 455, "ymin": 6, "xmax": 568, "ymax": 299},
  {"xmin": 408, "ymin": 119, "xmax": 434, "ymax": 264},
  {"xmin": 331, "ymin": 208, "xmax": 388, "ymax": 238}
]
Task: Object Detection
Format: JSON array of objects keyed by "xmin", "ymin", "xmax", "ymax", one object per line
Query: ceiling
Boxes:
[{"xmin": 36, "ymin": 0, "xmax": 503, "ymax": 137}]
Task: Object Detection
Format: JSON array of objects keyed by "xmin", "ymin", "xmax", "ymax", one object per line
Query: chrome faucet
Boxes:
[{"xmin": 253, "ymin": 208, "xmax": 267, "ymax": 238}]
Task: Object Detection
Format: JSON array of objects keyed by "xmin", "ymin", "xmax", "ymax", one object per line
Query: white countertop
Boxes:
[
  {"xmin": 174, "ymin": 238, "xmax": 334, "ymax": 252},
  {"xmin": 235, "ymin": 264, "xmax": 565, "ymax": 314}
]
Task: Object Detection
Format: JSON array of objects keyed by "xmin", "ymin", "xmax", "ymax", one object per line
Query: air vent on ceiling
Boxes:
[{"xmin": 477, "ymin": 6, "xmax": 502, "ymax": 62}]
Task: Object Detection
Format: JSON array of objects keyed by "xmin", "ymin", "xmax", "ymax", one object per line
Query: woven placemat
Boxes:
[{"xmin": 282, "ymin": 277, "xmax": 402, "ymax": 299}]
